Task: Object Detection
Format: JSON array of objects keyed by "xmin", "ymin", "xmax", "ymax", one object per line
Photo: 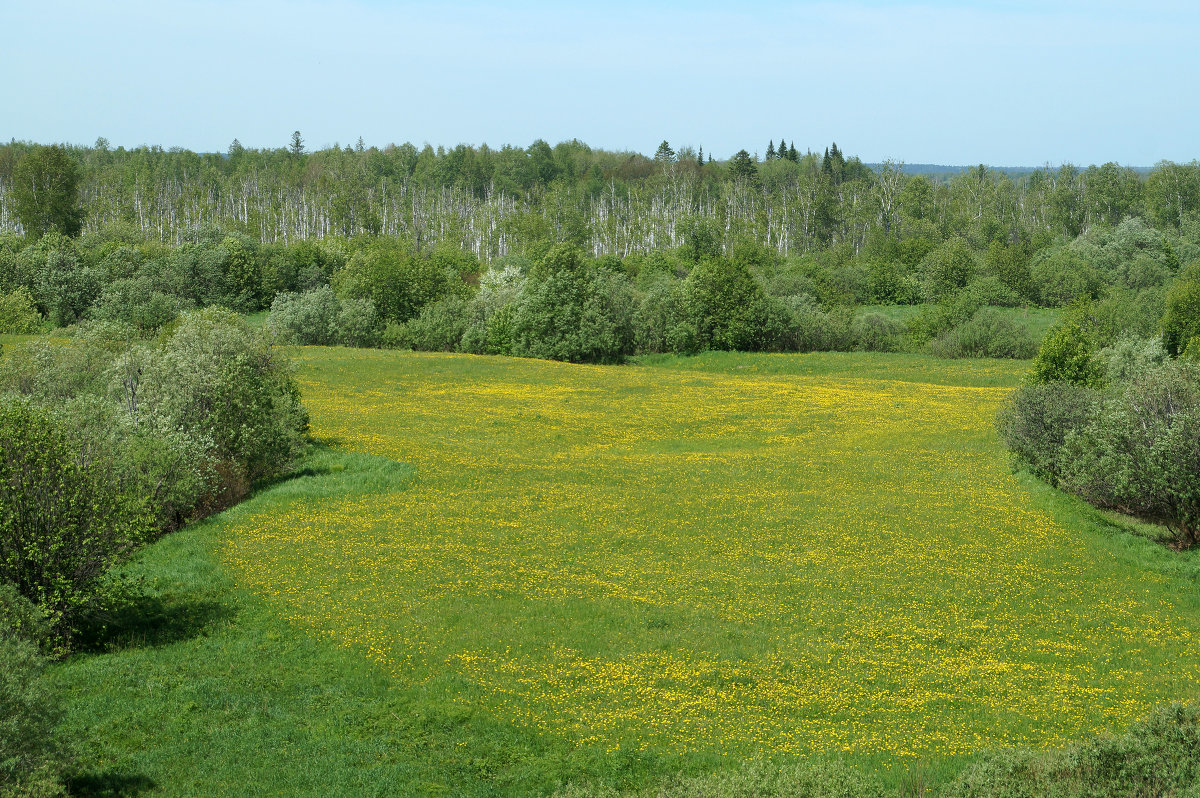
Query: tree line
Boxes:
[{"xmin": 2, "ymin": 137, "xmax": 1198, "ymax": 260}]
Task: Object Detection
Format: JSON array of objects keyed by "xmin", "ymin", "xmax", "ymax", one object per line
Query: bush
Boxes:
[
  {"xmin": 1030, "ymin": 321, "xmax": 1104, "ymax": 386},
  {"xmin": 268, "ymin": 286, "xmax": 342, "ymax": 345},
  {"xmin": 684, "ymin": 257, "xmax": 782, "ymax": 352},
  {"xmin": 1059, "ymin": 362, "xmax": 1200, "ymax": 547},
  {"xmin": 997, "ymin": 382, "xmax": 1101, "ymax": 485},
  {"xmin": 927, "ymin": 309, "xmax": 1038, "ymax": 359},
  {"xmin": 919, "ymin": 236, "xmax": 976, "ymax": 303},
  {"xmin": 403, "ymin": 296, "xmax": 472, "ymax": 352},
  {"xmin": 850, "ymin": 312, "xmax": 905, "ymax": 353},
  {"xmin": 140, "ymin": 308, "xmax": 308, "ymax": 496},
  {"xmin": 334, "ymin": 296, "xmax": 381, "ymax": 347},
  {"xmin": 780, "ymin": 296, "xmax": 854, "ymax": 353},
  {"xmin": 633, "ymin": 277, "xmax": 694, "ymax": 355},
  {"xmin": 1162, "ymin": 268, "xmax": 1200, "ymax": 357},
  {"xmin": 0, "ymin": 288, "xmax": 43, "ymax": 334},
  {"xmin": 552, "ymin": 759, "xmax": 886, "ymax": 798},
  {"xmin": 946, "ymin": 703, "xmax": 1200, "ymax": 798},
  {"xmin": 0, "ymin": 631, "xmax": 67, "ymax": 796},
  {"xmin": 510, "ymin": 245, "xmax": 635, "ymax": 363},
  {"xmin": 1095, "ymin": 333, "xmax": 1168, "ymax": 383},
  {"xmin": 90, "ymin": 275, "xmax": 190, "ymax": 332},
  {"xmin": 0, "ymin": 400, "xmax": 146, "ymax": 646}
]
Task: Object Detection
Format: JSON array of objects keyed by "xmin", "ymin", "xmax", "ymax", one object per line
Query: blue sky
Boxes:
[{"xmin": 3, "ymin": 0, "xmax": 1198, "ymax": 166}]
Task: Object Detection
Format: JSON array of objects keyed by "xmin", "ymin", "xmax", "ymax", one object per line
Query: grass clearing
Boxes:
[{"xmin": 50, "ymin": 348, "xmax": 1200, "ymax": 795}]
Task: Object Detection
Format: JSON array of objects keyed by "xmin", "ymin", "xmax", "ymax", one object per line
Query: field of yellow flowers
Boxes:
[{"xmin": 222, "ymin": 349, "xmax": 1200, "ymax": 762}]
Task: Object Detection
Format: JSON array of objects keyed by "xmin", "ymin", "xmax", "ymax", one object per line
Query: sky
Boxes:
[{"xmin": 3, "ymin": 0, "xmax": 1198, "ymax": 166}]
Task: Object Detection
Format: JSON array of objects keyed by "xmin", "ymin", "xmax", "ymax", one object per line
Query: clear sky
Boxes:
[{"xmin": 3, "ymin": 0, "xmax": 1197, "ymax": 166}]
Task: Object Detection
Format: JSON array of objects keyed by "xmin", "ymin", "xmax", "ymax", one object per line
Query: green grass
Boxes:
[{"xmin": 48, "ymin": 348, "xmax": 1200, "ymax": 796}]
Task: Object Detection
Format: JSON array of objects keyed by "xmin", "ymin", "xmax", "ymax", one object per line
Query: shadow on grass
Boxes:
[
  {"xmin": 66, "ymin": 771, "xmax": 156, "ymax": 797},
  {"xmin": 75, "ymin": 592, "xmax": 235, "ymax": 654}
]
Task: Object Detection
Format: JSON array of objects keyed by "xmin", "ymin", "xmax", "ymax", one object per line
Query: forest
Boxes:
[{"xmin": 1, "ymin": 136, "xmax": 1198, "ymax": 364}]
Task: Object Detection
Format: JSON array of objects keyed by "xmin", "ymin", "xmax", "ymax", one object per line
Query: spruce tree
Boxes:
[{"xmin": 766, "ymin": 140, "xmax": 776, "ymax": 160}]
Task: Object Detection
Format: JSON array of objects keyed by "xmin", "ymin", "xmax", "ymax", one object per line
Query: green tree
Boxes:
[
  {"xmin": 1031, "ymin": 321, "xmax": 1104, "ymax": 386},
  {"xmin": 290, "ymin": 130, "xmax": 305, "ymax": 156},
  {"xmin": 728, "ymin": 149, "xmax": 758, "ymax": 183},
  {"xmin": 10, "ymin": 145, "xmax": 85, "ymax": 239},
  {"xmin": 0, "ymin": 400, "xmax": 145, "ymax": 644},
  {"xmin": 653, "ymin": 140, "xmax": 676, "ymax": 164},
  {"xmin": 684, "ymin": 256, "xmax": 779, "ymax": 351},
  {"xmin": 1161, "ymin": 268, "xmax": 1200, "ymax": 356}
]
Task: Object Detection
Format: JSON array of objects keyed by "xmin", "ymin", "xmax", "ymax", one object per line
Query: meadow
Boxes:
[{"xmin": 52, "ymin": 348, "xmax": 1200, "ymax": 795}]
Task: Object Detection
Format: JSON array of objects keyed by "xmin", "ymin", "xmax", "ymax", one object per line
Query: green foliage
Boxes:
[
  {"xmin": 0, "ymin": 583, "xmax": 50, "ymax": 649},
  {"xmin": 1162, "ymin": 268, "xmax": 1200, "ymax": 356},
  {"xmin": 1059, "ymin": 362, "xmax": 1200, "ymax": 547},
  {"xmin": 510, "ymin": 245, "xmax": 635, "ymax": 363},
  {"xmin": 780, "ymin": 296, "xmax": 854, "ymax": 352},
  {"xmin": 140, "ymin": 308, "xmax": 308, "ymax": 491},
  {"xmin": 10, "ymin": 145, "xmax": 85, "ymax": 239},
  {"xmin": 0, "ymin": 630, "xmax": 67, "ymax": 797},
  {"xmin": 90, "ymin": 275, "xmax": 190, "ymax": 332},
  {"xmin": 850, "ymin": 312, "xmax": 906, "ymax": 353},
  {"xmin": 401, "ymin": 295, "xmax": 473, "ymax": 352},
  {"xmin": 332, "ymin": 240, "xmax": 465, "ymax": 324},
  {"xmin": 997, "ymin": 382, "xmax": 1101, "ymax": 485},
  {"xmin": 685, "ymin": 257, "xmax": 782, "ymax": 352},
  {"xmin": 1095, "ymin": 333, "xmax": 1168, "ymax": 383},
  {"xmin": 633, "ymin": 276, "xmax": 698, "ymax": 355},
  {"xmin": 0, "ymin": 288, "xmax": 42, "ymax": 334},
  {"xmin": 926, "ymin": 309, "xmax": 1038, "ymax": 359},
  {"xmin": 946, "ymin": 702, "xmax": 1200, "ymax": 798},
  {"xmin": 1030, "ymin": 321, "xmax": 1104, "ymax": 386},
  {"xmin": 919, "ymin": 237, "xmax": 976, "ymax": 303},
  {"xmin": 0, "ymin": 400, "xmax": 145, "ymax": 644},
  {"xmin": 268, "ymin": 286, "xmax": 343, "ymax": 345},
  {"xmin": 553, "ymin": 759, "xmax": 886, "ymax": 798},
  {"xmin": 1029, "ymin": 246, "xmax": 1102, "ymax": 307}
]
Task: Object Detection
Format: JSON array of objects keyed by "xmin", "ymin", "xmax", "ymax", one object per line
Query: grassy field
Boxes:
[{"xmin": 51, "ymin": 348, "xmax": 1200, "ymax": 796}]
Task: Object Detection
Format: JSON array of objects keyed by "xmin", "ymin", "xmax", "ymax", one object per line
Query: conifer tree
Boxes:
[{"xmin": 766, "ymin": 140, "xmax": 776, "ymax": 160}]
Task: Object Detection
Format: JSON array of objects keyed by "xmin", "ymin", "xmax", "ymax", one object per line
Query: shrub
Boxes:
[
  {"xmin": 1095, "ymin": 333, "xmax": 1168, "ymax": 383},
  {"xmin": 140, "ymin": 308, "xmax": 308, "ymax": 496},
  {"xmin": 403, "ymin": 296, "xmax": 471, "ymax": 352},
  {"xmin": 684, "ymin": 257, "xmax": 781, "ymax": 352},
  {"xmin": 0, "ymin": 288, "xmax": 43, "ymax": 334},
  {"xmin": 1059, "ymin": 362, "xmax": 1200, "ymax": 547},
  {"xmin": 510, "ymin": 245, "xmax": 635, "ymax": 363},
  {"xmin": 1162, "ymin": 268, "xmax": 1200, "ymax": 356},
  {"xmin": 0, "ymin": 400, "xmax": 146, "ymax": 645},
  {"xmin": 919, "ymin": 236, "xmax": 976, "ymax": 303},
  {"xmin": 997, "ymin": 382, "xmax": 1101, "ymax": 485},
  {"xmin": 90, "ymin": 275, "xmax": 190, "ymax": 332},
  {"xmin": 334, "ymin": 296, "xmax": 381, "ymax": 347},
  {"xmin": 552, "ymin": 759, "xmax": 886, "ymax": 798},
  {"xmin": 946, "ymin": 703, "xmax": 1200, "ymax": 798},
  {"xmin": 1030, "ymin": 321, "xmax": 1104, "ymax": 386},
  {"xmin": 633, "ymin": 277, "xmax": 693, "ymax": 354},
  {"xmin": 781, "ymin": 296, "xmax": 854, "ymax": 352},
  {"xmin": 268, "ymin": 286, "xmax": 342, "ymax": 345},
  {"xmin": 850, "ymin": 312, "xmax": 905, "ymax": 353},
  {"xmin": 0, "ymin": 630, "xmax": 67, "ymax": 796},
  {"xmin": 927, "ymin": 309, "xmax": 1038, "ymax": 359}
]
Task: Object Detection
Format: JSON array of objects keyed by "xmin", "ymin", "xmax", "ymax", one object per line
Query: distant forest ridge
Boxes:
[{"xmin": 0, "ymin": 137, "xmax": 1194, "ymax": 257}]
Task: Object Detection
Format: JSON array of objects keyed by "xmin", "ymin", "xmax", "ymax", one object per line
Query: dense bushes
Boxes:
[
  {"xmin": 0, "ymin": 584, "xmax": 67, "ymax": 797},
  {"xmin": 268, "ymin": 286, "xmax": 382, "ymax": 347},
  {"xmin": 1001, "ymin": 328, "xmax": 1200, "ymax": 547},
  {"xmin": 946, "ymin": 703, "xmax": 1200, "ymax": 798},
  {"xmin": 0, "ymin": 310, "xmax": 308, "ymax": 646},
  {"xmin": 0, "ymin": 400, "xmax": 147, "ymax": 645}
]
